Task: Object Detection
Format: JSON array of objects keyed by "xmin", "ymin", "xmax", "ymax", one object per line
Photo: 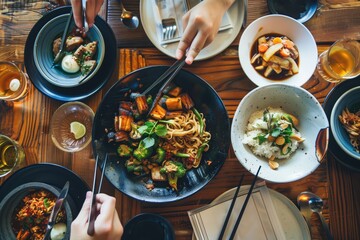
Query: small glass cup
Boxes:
[
  {"xmin": 316, "ymin": 39, "xmax": 360, "ymax": 83},
  {"xmin": 0, "ymin": 134, "xmax": 26, "ymax": 178},
  {"xmin": 0, "ymin": 61, "xmax": 30, "ymax": 101},
  {"xmin": 50, "ymin": 102, "xmax": 94, "ymax": 152}
]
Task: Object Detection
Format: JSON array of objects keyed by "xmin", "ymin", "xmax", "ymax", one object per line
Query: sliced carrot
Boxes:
[
  {"xmin": 279, "ymin": 48, "xmax": 291, "ymax": 57},
  {"xmin": 272, "ymin": 37, "xmax": 282, "ymax": 44},
  {"xmin": 258, "ymin": 43, "xmax": 269, "ymax": 53}
]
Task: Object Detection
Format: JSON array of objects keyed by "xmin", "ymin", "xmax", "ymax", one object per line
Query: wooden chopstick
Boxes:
[
  {"xmin": 218, "ymin": 174, "xmax": 244, "ymax": 240},
  {"xmin": 228, "ymin": 166, "xmax": 261, "ymax": 240}
]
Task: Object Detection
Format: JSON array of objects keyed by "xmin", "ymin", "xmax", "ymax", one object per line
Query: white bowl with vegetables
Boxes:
[
  {"xmin": 231, "ymin": 84, "xmax": 329, "ymax": 183},
  {"xmin": 239, "ymin": 14, "xmax": 317, "ymax": 87}
]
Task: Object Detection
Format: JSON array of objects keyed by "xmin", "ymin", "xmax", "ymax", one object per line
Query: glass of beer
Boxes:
[
  {"xmin": 0, "ymin": 61, "xmax": 30, "ymax": 101},
  {"xmin": 316, "ymin": 39, "xmax": 360, "ymax": 83},
  {"xmin": 0, "ymin": 134, "xmax": 26, "ymax": 178}
]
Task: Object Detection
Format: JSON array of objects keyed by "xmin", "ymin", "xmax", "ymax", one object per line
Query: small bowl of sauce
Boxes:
[{"xmin": 267, "ymin": 0, "xmax": 318, "ymax": 23}]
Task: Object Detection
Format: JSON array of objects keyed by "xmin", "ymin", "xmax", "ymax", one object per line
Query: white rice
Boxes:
[{"xmin": 242, "ymin": 107, "xmax": 302, "ymax": 159}]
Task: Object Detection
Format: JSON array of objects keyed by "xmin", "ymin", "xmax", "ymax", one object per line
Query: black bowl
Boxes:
[
  {"xmin": 92, "ymin": 66, "xmax": 230, "ymax": 203},
  {"xmin": 0, "ymin": 182, "xmax": 73, "ymax": 240}
]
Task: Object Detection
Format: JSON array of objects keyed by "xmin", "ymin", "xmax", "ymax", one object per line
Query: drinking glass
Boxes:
[
  {"xmin": 0, "ymin": 134, "xmax": 26, "ymax": 178},
  {"xmin": 50, "ymin": 102, "xmax": 94, "ymax": 152},
  {"xmin": 316, "ymin": 39, "xmax": 360, "ymax": 83},
  {"xmin": 0, "ymin": 61, "xmax": 30, "ymax": 101}
]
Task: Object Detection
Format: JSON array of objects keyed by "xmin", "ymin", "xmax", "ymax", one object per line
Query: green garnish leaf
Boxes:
[
  {"xmin": 142, "ymin": 136, "xmax": 155, "ymax": 149},
  {"xmin": 155, "ymin": 124, "xmax": 167, "ymax": 137},
  {"xmin": 270, "ymin": 128, "xmax": 281, "ymax": 137},
  {"xmin": 256, "ymin": 135, "xmax": 267, "ymax": 144}
]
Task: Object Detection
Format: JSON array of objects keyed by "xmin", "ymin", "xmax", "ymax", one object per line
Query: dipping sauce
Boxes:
[{"xmin": 61, "ymin": 55, "xmax": 80, "ymax": 73}]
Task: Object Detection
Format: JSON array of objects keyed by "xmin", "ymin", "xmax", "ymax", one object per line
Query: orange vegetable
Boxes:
[
  {"xmin": 272, "ymin": 37, "xmax": 282, "ymax": 44},
  {"xmin": 279, "ymin": 48, "xmax": 291, "ymax": 57},
  {"xmin": 258, "ymin": 43, "xmax": 269, "ymax": 53}
]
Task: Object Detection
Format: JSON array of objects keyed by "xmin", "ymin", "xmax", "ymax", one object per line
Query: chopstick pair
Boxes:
[
  {"xmin": 218, "ymin": 166, "xmax": 262, "ymax": 240},
  {"xmin": 87, "ymin": 154, "xmax": 108, "ymax": 236}
]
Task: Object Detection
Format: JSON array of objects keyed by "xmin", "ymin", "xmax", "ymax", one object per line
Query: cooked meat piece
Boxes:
[
  {"xmin": 65, "ymin": 36, "xmax": 84, "ymax": 51},
  {"xmin": 52, "ymin": 37, "xmax": 62, "ymax": 56},
  {"xmin": 84, "ymin": 41, "xmax": 98, "ymax": 60},
  {"xmin": 73, "ymin": 41, "xmax": 98, "ymax": 64}
]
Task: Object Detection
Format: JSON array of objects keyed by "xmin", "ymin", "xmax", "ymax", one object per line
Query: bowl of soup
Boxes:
[{"xmin": 239, "ymin": 14, "xmax": 317, "ymax": 87}]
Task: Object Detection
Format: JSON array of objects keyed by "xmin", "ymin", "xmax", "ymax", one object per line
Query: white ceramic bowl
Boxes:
[
  {"xmin": 231, "ymin": 84, "xmax": 329, "ymax": 183},
  {"xmin": 239, "ymin": 14, "xmax": 318, "ymax": 87}
]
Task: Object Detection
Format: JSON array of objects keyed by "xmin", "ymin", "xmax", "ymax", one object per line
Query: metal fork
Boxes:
[{"xmin": 162, "ymin": 18, "xmax": 177, "ymax": 41}]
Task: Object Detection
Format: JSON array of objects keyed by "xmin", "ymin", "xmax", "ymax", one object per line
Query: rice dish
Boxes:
[{"xmin": 242, "ymin": 107, "xmax": 305, "ymax": 169}]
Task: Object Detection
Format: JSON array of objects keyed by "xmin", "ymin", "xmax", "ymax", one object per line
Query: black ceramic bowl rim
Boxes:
[
  {"xmin": 0, "ymin": 182, "xmax": 73, "ymax": 240},
  {"xmin": 267, "ymin": 0, "xmax": 318, "ymax": 23},
  {"xmin": 122, "ymin": 213, "xmax": 175, "ymax": 240},
  {"xmin": 33, "ymin": 13, "xmax": 105, "ymax": 88}
]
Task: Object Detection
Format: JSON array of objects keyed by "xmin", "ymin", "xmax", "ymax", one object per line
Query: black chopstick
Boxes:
[
  {"xmin": 87, "ymin": 154, "xmax": 108, "ymax": 236},
  {"xmin": 229, "ymin": 166, "xmax": 261, "ymax": 240},
  {"xmin": 218, "ymin": 174, "xmax": 244, "ymax": 240},
  {"xmin": 141, "ymin": 55, "xmax": 186, "ymax": 96}
]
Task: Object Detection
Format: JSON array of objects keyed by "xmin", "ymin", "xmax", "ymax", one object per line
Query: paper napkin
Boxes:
[
  {"xmin": 188, "ymin": 182, "xmax": 286, "ymax": 240},
  {"xmin": 152, "ymin": 0, "xmax": 233, "ymax": 45}
]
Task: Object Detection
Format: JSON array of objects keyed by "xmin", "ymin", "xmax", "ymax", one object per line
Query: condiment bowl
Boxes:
[
  {"xmin": 0, "ymin": 182, "xmax": 73, "ymax": 240},
  {"xmin": 239, "ymin": 14, "xmax": 317, "ymax": 87},
  {"xmin": 231, "ymin": 84, "xmax": 329, "ymax": 183},
  {"xmin": 330, "ymin": 86, "xmax": 360, "ymax": 160},
  {"xmin": 33, "ymin": 13, "xmax": 105, "ymax": 88}
]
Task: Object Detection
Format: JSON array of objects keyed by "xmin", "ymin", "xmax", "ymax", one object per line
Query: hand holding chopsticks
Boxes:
[
  {"xmin": 218, "ymin": 166, "xmax": 262, "ymax": 240},
  {"xmin": 87, "ymin": 154, "xmax": 108, "ymax": 236}
]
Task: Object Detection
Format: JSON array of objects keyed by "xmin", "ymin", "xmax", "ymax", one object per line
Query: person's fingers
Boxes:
[
  {"xmin": 176, "ymin": 20, "xmax": 198, "ymax": 60},
  {"xmin": 85, "ymin": 0, "xmax": 96, "ymax": 28},
  {"xmin": 112, "ymin": 209, "xmax": 123, "ymax": 237},
  {"xmin": 93, "ymin": 194, "xmax": 116, "ymax": 233},
  {"xmin": 71, "ymin": 0, "xmax": 83, "ymax": 28},
  {"xmin": 186, "ymin": 30, "xmax": 208, "ymax": 64},
  {"xmin": 73, "ymin": 191, "xmax": 92, "ymax": 224}
]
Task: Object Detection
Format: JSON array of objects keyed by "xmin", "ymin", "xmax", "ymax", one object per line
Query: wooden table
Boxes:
[{"xmin": 1, "ymin": 0, "xmax": 360, "ymax": 239}]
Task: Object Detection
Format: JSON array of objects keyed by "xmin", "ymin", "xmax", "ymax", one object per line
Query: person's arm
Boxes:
[
  {"xmin": 70, "ymin": 0, "xmax": 104, "ymax": 29},
  {"xmin": 70, "ymin": 192, "xmax": 123, "ymax": 240},
  {"xmin": 176, "ymin": 0, "xmax": 236, "ymax": 64}
]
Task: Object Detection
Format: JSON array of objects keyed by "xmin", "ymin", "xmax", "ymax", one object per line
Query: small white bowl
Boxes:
[
  {"xmin": 239, "ymin": 14, "xmax": 318, "ymax": 87},
  {"xmin": 231, "ymin": 84, "xmax": 329, "ymax": 183}
]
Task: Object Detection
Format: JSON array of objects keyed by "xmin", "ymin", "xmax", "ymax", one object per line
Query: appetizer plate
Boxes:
[
  {"xmin": 0, "ymin": 163, "xmax": 90, "ymax": 217},
  {"xmin": 239, "ymin": 14, "xmax": 317, "ymax": 87},
  {"xmin": 140, "ymin": 0, "xmax": 244, "ymax": 61},
  {"xmin": 323, "ymin": 76, "xmax": 360, "ymax": 171},
  {"xmin": 92, "ymin": 66, "xmax": 230, "ymax": 203},
  {"xmin": 231, "ymin": 84, "xmax": 329, "ymax": 183},
  {"xmin": 192, "ymin": 186, "xmax": 311, "ymax": 239},
  {"xmin": 24, "ymin": 6, "xmax": 117, "ymax": 101}
]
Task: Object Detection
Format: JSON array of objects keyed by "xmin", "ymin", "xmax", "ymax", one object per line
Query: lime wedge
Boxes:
[{"xmin": 70, "ymin": 121, "xmax": 86, "ymax": 140}]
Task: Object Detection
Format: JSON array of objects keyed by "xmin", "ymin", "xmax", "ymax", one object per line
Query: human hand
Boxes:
[
  {"xmin": 176, "ymin": 0, "xmax": 235, "ymax": 64},
  {"xmin": 70, "ymin": 192, "xmax": 123, "ymax": 240},
  {"xmin": 70, "ymin": 0, "xmax": 104, "ymax": 29}
]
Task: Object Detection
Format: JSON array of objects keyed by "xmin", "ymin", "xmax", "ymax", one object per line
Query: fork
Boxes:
[{"xmin": 162, "ymin": 18, "xmax": 177, "ymax": 41}]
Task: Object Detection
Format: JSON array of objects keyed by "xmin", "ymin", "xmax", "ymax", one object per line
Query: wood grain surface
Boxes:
[{"xmin": 1, "ymin": 0, "xmax": 360, "ymax": 239}]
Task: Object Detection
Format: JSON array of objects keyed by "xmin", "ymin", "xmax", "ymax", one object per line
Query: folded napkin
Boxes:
[
  {"xmin": 152, "ymin": 0, "xmax": 233, "ymax": 45},
  {"xmin": 188, "ymin": 182, "xmax": 286, "ymax": 240}
]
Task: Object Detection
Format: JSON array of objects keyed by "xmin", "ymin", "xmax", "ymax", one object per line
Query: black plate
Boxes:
[
  {"xmin": 323, "ymin": 77, "xmax": 360, "ymax": 172},
  {"xmin": 92, "ymin": 66, "xmax": 230, "ymax": 203},
  {"xmin": 122, "ymin": 213, "xmax": 175, "ymax": 240},
  {"xmin": 0, "ymin": 163, "xmax": 90, "ymax": 217},
  {"xmin": 24, "ymin": 6, "xmax": 117, "ymax": 101},
  {"xmin": 267, "ymin": 0, "xmax": 318, "ymax": 23}
]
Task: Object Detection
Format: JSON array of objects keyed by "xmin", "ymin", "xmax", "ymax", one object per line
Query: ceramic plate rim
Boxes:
[{"xmin": 140, "ymin": 0, "xmax": 244, "ymax": 61}]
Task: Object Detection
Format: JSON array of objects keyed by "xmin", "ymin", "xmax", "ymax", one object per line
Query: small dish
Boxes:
[
  {"xmin": 239, "ymin": 14, "xmax": 317, "ymax": 87},
  {"xmin": 50, "ymin": 101, "xmax": 94, "ymax": 152},
  {"xmin": 24, "ymin": 6, "xmax": 117, "ymax": 101},
  {"xmin": 122, "ymin": 213, "xmax": 175, "ymax": 240},
  {"xmin": 33, "ymin": 13, "xmax": 105, "ymax": 88},
  {"xmin": 330, "ymin": 86, "xmax": 360, "ymax": 160},
  {"xmin": 231, "ymin": 84, "xmax": 329, "ymax": 183},
  {"xmin": 0, "ymin": 182, "xmax": 73, "ymax": 240},
  {"xmin": 267, "ymin": 0, "xmax": 318, "ymax": 23}
]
